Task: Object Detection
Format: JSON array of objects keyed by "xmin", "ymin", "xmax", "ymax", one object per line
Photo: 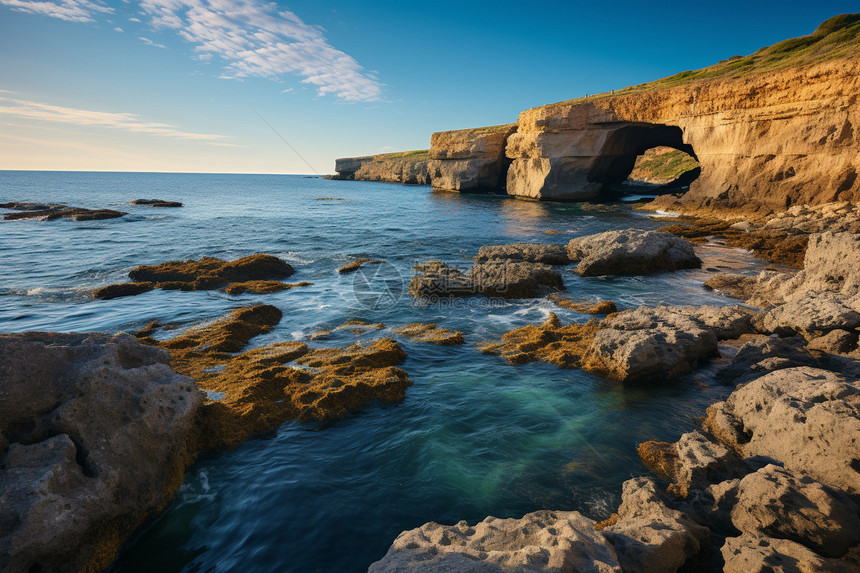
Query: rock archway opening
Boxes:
[{"xmin": 588, "ymin": 123, "xmax": 701, "ymax": 199}]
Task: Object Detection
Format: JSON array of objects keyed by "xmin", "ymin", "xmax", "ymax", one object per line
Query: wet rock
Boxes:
[
  {"xmin": 583, "ymin": 306, "xmax": 718, "ymax": 382},
  {"xmin": 548, "ymin": 294, "xmax": 617, "ymax": 314},
  {"xmin": 731, "ymin": 464, "xmax": 860, "ymax": 557},
  {"xmin": 392, "ymin": 323, "xmax": 465, "ymax": 345},
  {"xmin": 479, "ymin": 313, "xmax": 600, "ymax": 368},
  {"xmin": 0, "ymin": 332, "xmax": 201, "ymax": 573},
  {"xmin": 603, "ymin": 477, "xmax": 709, "ymax": 573},
  {"xmin": 469, "ymin": 260, "xmax": 564, "ymax": 298},
  {"xmin": 369, "ymin": 510, "xmax": 622, "ymax": 572},
  {"xmin": 93, "ymin": 281, "xmax": 156, "ymax": 300},
  {"xmin": 223, "ymin": 280, "xmax": 312, "ymax": 295},
  {"xmin": 95, "ymin": 254, "xmax": 296, "ymax": 298},
  {"xmin": 475, "ymin": 243, "xmax": 570, "ymax": 265},
  {"xmin": 637, "ymin": 441, "xmax": 678, "ymax": 482},
  {"xmin": 703, "ymin": 367, "xmax": 860, "ymax": 494},
  {"xmin": 3, "ymin": 206, "xmax": 127, "ymax": 221},
  {"xmin": 130, "ymin": 199, "xmax": 183, "ymax": 207},
  {"xmin": 138, "ymin": 305, "xmax": 411, "ymax": 448},
  {"xmin": 721, "ymin": 533, "xmax": 860, "ymax": 573},
  {"xmin": 567, "ymin": 229, "xmax": 700, "ymax": 276},
  {"xmin": 337, "ymin": 258, "xmax": 383, "ymax": 274},
  {"xmin": 0, "ymin": 201, "xmax": 62, "ymax": 211},
  {"xmin": 753, "ymin": 294, "xmax": 860, "ymax": 339}
]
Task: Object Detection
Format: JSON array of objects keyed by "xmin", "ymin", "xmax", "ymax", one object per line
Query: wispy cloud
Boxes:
[
  {"xmin": 139, "ymin": 35, "xmax": 165, "ymax": 48},
  {"xmin": 0, "ymin": 0, "xmax": 112, "ymax": 22},
  {"xmin": 113, "ymin": 25, "xmax": 122, "ymax": 31},
  {"xmin": 0, "ymin": 94, "xmax": 230, "ymax": 142},
  {"xmin": 128, "ymin": 16, "xmax": 140, "ymax": 22},
  {"xmin": 0, "ymin": 0, "xmax": 385, "ymax": 102}
]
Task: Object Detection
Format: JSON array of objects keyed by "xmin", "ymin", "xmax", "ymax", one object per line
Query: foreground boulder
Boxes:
[
  {"xmin": 94, "ymin": 254, "xmax": 296, "ymax": 298},
  {"xmin": 567, "ymin": 229, "xmax": 700, "ymax": 276},
  {"xmin": 0, "ymin": 332, "xmax": 202, "ymax": 573},
  {"xmin": 369, "ymin": 510, "xmax": 622, "ymax": 572},
  {"xmin": 602, "ymin": 477, "xmax": 709, "ymax": 573},
  {"xmin": 704, "ymin": 367, "xmax": 860, "ymax": 495},
  {"xmin": 721, "ymin": 533, "xmax": 860, "ymax": 573}
]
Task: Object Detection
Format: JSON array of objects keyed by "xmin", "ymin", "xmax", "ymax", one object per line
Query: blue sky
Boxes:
[{"xmin": 1, "ymin": 0, "xmax": 857, "ymax": 174}]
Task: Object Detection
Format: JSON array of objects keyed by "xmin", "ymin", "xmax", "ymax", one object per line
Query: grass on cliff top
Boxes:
[
  {"xmin": 435, "ymin": 123, "xmax": 517, "ymax": 137},
  {"xmin": 546, "ymin": 13, "xmax": 860, "ymax": 109},
  {"xmin": 631, "ymin": 148, "xmax": 700, "ymax": 181},
  {"xmin": 373, "ymin": 149, "xmax": 429, "ymax": 160}
]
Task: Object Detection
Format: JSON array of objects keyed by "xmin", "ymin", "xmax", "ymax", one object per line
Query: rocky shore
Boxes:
[{"xmin": 369, "ymin": 227, "xmax": 860, "ymax": 572}]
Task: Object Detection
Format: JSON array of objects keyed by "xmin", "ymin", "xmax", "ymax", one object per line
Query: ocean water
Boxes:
[{"xmin": 0, "ymin": 171, "xmax": 768, "ymax": 572}]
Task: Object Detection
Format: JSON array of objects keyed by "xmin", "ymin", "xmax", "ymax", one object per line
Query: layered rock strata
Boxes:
[
  {"xmin": 427, "ymin": 124, "xmax": 517, "ymax": 192},
  {"xmin": 330, "ymin": 151, "xmax": 430, "ymax": 184}
]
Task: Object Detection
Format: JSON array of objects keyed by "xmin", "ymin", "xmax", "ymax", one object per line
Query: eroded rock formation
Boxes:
[
  {"xmin": 427, "ymin": 124, "xmax": 517, "ymax": 193},
  {"xmin": 330, "ymin": 151, "xmax": 430, "ymax": 184}
]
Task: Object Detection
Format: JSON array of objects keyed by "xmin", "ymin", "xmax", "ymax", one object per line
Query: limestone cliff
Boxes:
[
  {"xmin": 427, "ymin": 124, "xmax": 517, "ymax": 192},
  {"xmin": 330, "ymin": 151, "xmax": 430, "ymax": 185}
]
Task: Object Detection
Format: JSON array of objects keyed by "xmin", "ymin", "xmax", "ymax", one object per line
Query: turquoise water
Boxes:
[{"xmin": 0, "ymin": 171, "xmax": 766, "ymax": 572}]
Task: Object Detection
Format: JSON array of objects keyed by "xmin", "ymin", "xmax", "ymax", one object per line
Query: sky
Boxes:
[{"xmin": 0, "ymin": 1, "xmax": 858, "ymax": 174}]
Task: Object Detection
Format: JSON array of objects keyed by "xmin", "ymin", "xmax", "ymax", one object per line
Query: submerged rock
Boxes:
[
  {"xmin": 130, "ymin": 199, "xmax": 183, "ymax": 207},
  {"xmin": 137, "ymin": 305, "xmax": 411, "ymax": 448},
  {"xmin": 567, "ymin": 229, "xmax": 700, "ymax": 276},
  {"xmin": 95, "ymin": 254, "xmax": 296, "ymax": 298},
  {"xmin": 479, "ymin": 313, "xmax": 600, "ymax": 368},
  {"xmin": 223, "ymin": 280, "xmax": 312, "ymax": 295},
  {"xmin": 548, "ymin": 294, "xmax": 617, "ymax": 315},
  {"xmin": 337, "ymin": 258, "xmax": 383, "ymax": 274},
  {"xmin": 392, "ymin": 323, "xmax": 465, "ymax": 345},
  {"xmin": 0, "ymin": 332, "xmax": 202, "ymax": 573},
  {"xmin": 369, "ymin": 510, "xmax": 622, "ymax": 572}
]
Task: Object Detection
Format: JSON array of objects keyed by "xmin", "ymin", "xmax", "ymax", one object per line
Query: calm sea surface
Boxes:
[{"xmin": 0, "ymin": 171, "xmax": 767, "ymax": 572}]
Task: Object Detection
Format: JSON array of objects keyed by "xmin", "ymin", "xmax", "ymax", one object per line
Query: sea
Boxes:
[{"xmin": 0, "ymin": 171, "xmax": 770, "ymax": 572}]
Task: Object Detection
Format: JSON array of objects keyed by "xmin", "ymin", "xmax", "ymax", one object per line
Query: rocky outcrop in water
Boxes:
[
  {"xmin": 94, "ymin": 254, "xmax": 296, "ymax": 299},
  {"xmin": 409, "ymin": 259, "xmax": 565, "ymax": 300},
  {"xmin": 130, "ymin": 199, "xmax": 183, "ymax": 207},
  {"xmin": 0, "ymin": 332, "xmax": 202, "ymax": 573},
  {"xmin": 567, "ymin": 229, "xmax": 700, "ymax": 276},
  {"xmin": 1, "ymin": 202, "xmax": 127, "ymax": 221}
]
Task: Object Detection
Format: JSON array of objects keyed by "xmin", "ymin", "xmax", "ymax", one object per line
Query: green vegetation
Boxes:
[
  {"xmin": 629, "ymin": 148, "xmax": 699, "ymax": 183},
  {"xmin": 547, "ymin": 13, "xmax": 860, "ymax": 108},
  {"xmin": 437, "ymin": 123, "xmax": 517, "ymax": 137},
  {"xmin": 374, "ymin": 149, "xmax": 429, "ymax": 160}
]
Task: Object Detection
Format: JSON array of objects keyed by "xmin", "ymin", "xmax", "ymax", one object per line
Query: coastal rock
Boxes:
[
  {"xmin": 703, "ymin": 273, "xmax": 759, "ymax": 302},
  {"xmin": 716, "ymin": 336, "xmax": 820, "ymax": 384},
  {"xmin": 223, "ymin": 280, "xmax": 312, "ymax": 295},
  {"xmin": 337, "ymin": 258, "xmax": 383, "ymax": 274},
  {"xmin": 369, "ymin": 510, "xmax": 622, "ymax": 573},
  {"xmin": 790, "ymin": 232, "xmax": 860, "ymax": 299},
  {"xmin": 408, "ymin": 261, "xmax": 475, "ymax": 298},
  {"xmin": 479, "ymin": 313, "xmax": 600, "ymax": 367},
  {"xmin": 721, "ymin": 533, "xmax": 860, "ymax": 573},
  {"xmin": 469, "ymin": 260, "xmax": 564, "ymax": 298},
  {"xmin": 392, "ymin": 323, "xmax": 465, "ymax": 345},
  {"xmin": 567, "ymin": 229, "xmax": 700, "ymax": 276},
  {"xmin": 0, "ymin": 332, "xmax": 201, "ymax": 573},
  {"xmin": 548, "ymin": 294, "xmax": 617, "ymax": 315},
  {"xmin": 808, "ymin": 329, "xmax": 859, "ymax": 355},
  {"xmin": 475, "ymin": 243, "xmax": 570, "ymax": 265},
  {"xmin": 138, "ymin": 305, "xmax": 412, "ymax": 448},
  {"xmin": 603, "ymin": 477, "xmax": 709, "ymax": 573},
  {"xmin": 703, "ymin": 367, "xmax": 860, "ymax": 494},
  {"xmin": 332, "ymin": 151, "xmax": 430, "ymax": 184},
  {"xmin": 753, "ymin": 294, "xmax": 860, "ymax": 338},
  {"xmin": 95, "ymin": 254, "xmax": 296, "ymax": 298},
  {"xmin": 731, "ymin": 464, "xmax": 860, "ymax": 557},
  {"xmin": 2, "ymin": 204, "xmax": 127, "ymax": 221},
  {"xmin": 130, "ymin": 199, "xmax": 183, "ymax": 207},
  {"xmin": 672, "ymin": 431, "xmax": 745, "ymax": 497},
  {"xmin": 583, "ymin": 306, "xmax": 718, "ymax": 382}
]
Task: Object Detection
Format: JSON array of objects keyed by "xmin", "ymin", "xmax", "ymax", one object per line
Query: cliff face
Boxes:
[
  {"xmin": 331, "ymin": 152, "xmax": 431, "ymax": 185},
  {"xmin": 427, "ymin": 124, "xmax": 517, "ymax": 192},
  {"xmin": 509, "ymin": 56, "xmax": 860, "ymax": 213}
]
